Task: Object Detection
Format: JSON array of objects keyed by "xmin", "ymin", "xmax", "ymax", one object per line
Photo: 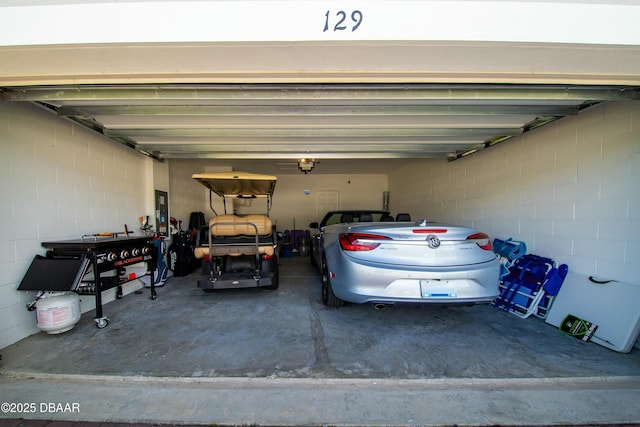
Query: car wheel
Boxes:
[
  {"xmin": 321, "ymin": 256, "xmax": 343, "ymax": 308},
  {"xmin": 310, "ymin": 245, "xmax": 316, "ymax": 267},
  {"xmin": 264, "ymin": 263, "xmax": 279, "ymax": 290}
]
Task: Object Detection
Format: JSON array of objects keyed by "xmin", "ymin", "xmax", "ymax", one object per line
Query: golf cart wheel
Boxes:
[{"xmin": 264, "ymin": 267, "xmax": 280, "ymax": 290}]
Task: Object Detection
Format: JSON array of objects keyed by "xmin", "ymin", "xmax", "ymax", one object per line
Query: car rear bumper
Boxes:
[{"xmin": 328, "ymin": 254, "xmax": 500, "ymax": 305}]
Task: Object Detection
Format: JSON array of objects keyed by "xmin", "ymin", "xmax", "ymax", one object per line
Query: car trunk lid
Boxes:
[{"xmin": 339, "ymin": 220, "xmax": 496, "ymax": 267}]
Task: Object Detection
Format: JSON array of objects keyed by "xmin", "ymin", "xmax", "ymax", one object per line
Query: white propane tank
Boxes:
[{"xmin": 35, "ymin": 292, "xmax": 81, "ymax": 334}]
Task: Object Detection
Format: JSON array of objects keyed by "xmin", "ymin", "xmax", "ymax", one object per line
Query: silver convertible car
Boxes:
[{"xmin": 309, "ymin": 211, "xmax": 500, "ymax": 308}]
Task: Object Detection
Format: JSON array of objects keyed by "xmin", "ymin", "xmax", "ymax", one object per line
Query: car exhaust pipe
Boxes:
[{"xmin": 374, "ymin": 303, "xmax": 387, "ymax": 311}]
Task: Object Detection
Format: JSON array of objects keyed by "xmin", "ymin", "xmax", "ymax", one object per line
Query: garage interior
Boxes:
[{"xmin": 1, "ymin": 1, "xmax": 640, "ymax": 426}]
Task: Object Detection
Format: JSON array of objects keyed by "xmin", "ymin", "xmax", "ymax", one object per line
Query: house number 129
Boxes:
[{"xmin": 323, "ymin": 10, "xmax": 363, "ymax": 32}]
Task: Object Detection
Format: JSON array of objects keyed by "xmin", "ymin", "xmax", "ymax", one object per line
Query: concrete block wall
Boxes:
[
  {"xmin": 389, "ymin": 101, "xmax": 640, "ymax": 284},
  {"xmin": 0, "ymin": 102, "xmax": 152, "ymax": 349},
  {"xmin": 167, "ymin": 159, "xmax": 218, "ymax": 230}
]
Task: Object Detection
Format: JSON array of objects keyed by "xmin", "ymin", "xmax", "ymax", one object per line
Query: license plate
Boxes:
[{"xmin": 420, "ymin": 279, "xmax": 457, "ymax": 298}]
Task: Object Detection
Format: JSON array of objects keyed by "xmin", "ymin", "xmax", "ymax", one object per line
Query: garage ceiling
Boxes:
[
  {"xmin": 1, "ymin": 0, "xmax": 640, "ymax": 174},
  {"xmin": 2, "ymin": 83, "xmax": 639, "ymax": 170}
]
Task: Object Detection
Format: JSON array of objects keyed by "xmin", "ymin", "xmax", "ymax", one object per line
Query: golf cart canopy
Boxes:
[{"xmin": 192, "ymin": 171, "xmax": 277, "ymax": 214}]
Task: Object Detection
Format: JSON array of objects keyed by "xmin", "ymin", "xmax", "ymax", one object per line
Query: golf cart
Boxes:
[{"xmin": 192, "ymin": 172, "xmax": 279, "ymax": 291}]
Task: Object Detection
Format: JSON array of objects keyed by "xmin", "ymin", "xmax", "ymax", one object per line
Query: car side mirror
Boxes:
[{"xmin": 309, "ymin": 222, "xmax": 319, "ymax": 229}]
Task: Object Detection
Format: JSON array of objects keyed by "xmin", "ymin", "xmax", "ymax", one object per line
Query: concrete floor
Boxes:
[{"xmin": 1, "ymin": 256, "xmax": 639, "ymax": 426}]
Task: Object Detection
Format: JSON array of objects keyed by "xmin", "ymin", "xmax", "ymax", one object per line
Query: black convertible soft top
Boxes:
[{"xmin": 315, "ymin": 210, "xmax": 391, "ymax": 228}]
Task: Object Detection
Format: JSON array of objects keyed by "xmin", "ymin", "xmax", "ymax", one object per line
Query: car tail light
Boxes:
[
  {"xmin": 412, "ymin": 228, "xmax": 448, "ymax": 234},
  {"xmin": 339, "ymin": 233, "xmax": 391, "ymax": 251},
  {"xmin": 466, "ymin": 233, "xmax": 493, "ymax": 250},
  {"xmin": 263, "ymin": 253, "xmax": 275, "ymax": 260}
]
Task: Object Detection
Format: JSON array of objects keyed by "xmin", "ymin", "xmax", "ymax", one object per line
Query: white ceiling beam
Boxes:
[
  {"xmin": 132, "ymin": 136, "xmax": 486, "ymax": 145},
  {"xmin": 95, "ymin": 115, "xmax": 537, "ymax": 129},
  {"xmin": 105, "ymin": 127, "xmax": 523, "ymax": 138},
  {"xmin": 56, "ymin": 105, "xmax": 581, "ymax": 116},
  {"xmin": 6, "ymin": 85, "xmax": 638, "ymax": 102},
  {"xmin": 2, "ymin": 43, "xmax": 640, "ymax": 87}
]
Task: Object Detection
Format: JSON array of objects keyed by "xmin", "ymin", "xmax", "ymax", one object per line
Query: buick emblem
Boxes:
[{"xmin": 426, "ymin": 235, "xmax": 441, "ymax": 249}]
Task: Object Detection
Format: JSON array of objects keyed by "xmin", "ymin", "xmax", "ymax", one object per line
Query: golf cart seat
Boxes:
[{"xmin": 193, "ymin": 214, "xmax": 276, "ymax": 258}]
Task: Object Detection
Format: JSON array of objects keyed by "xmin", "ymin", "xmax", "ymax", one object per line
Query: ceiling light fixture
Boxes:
[{"xmin": 298, "ymin": 158, "xmax": 315, "ymax": 174}]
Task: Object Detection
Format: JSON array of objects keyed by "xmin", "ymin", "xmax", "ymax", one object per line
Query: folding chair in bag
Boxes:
[{"xmin": 493, "ymin": 238, "xmax": 527, "ymax": 277}]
